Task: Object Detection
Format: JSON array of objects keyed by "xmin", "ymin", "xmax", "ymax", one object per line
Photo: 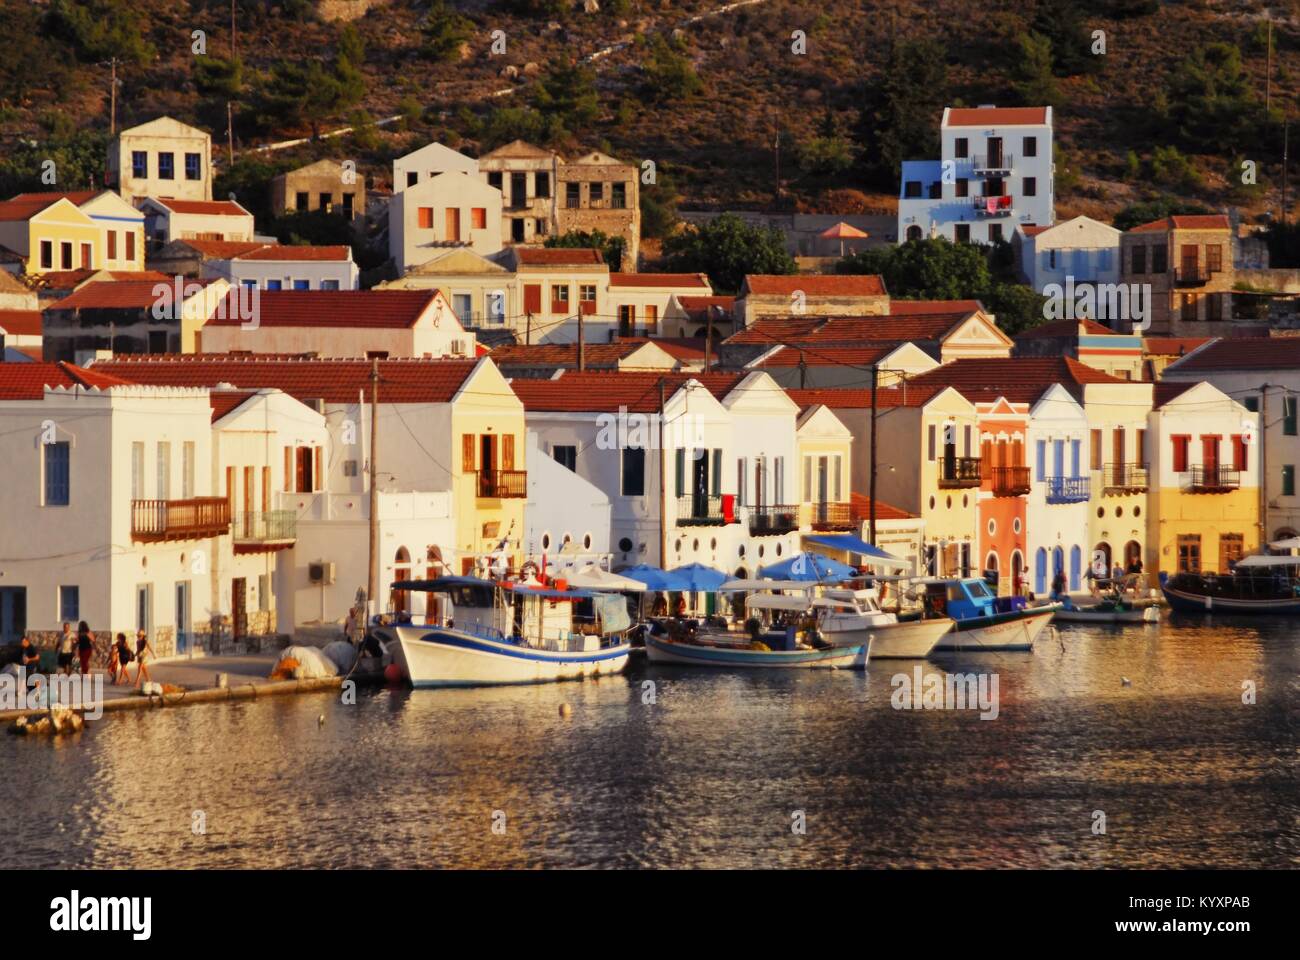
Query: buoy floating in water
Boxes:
[
  {"xmin": 318, "ymin": 714, "xmax": 325, "ymax": 726},
  {"xmin": 1121, "ymin": 677, "xmax": 1132, "ymax": 686},
  {"xmin": 559, "ymin": 703, "xmax": 573, "ymax": 718}
]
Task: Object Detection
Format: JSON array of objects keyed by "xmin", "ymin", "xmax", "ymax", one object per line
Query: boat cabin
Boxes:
[{"xmin": 919, "ymin": 578, "xmax": 1000, "ymax": 620}]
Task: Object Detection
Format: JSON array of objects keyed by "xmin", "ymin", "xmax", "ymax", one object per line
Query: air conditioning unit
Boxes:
[{"xmin": 308, "ymin": 561, "xmax": 336, "ymax": 585}]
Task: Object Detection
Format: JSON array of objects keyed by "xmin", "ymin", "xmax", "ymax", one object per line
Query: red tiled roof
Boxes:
[
  {"xmin": 490, "ymin": 342, "xmax": 646, "ymax": 366},
  {"xmin": 1143, "ymin": 336, "xmax": 1212, "ymax": 357},
  {"xmin": 785, "ymin": 384, "xmax": 946, "ymax": 409},
  {"xmin": 0, "ymin": 361, "xmax": 134, "ymax": 399},
  {"xmin": 49, "ymin": 279, "xmax": 214, "ymax": 311},
  {"xmin": 150, "ymin": 198, "xmax": 250, "ymax": 217},
  {"xmin": 237, "ymin": 245, "xmax": 352, "ymax": 262},
  {"xmin": 510, "ymin": 371, "xmax": 746, "ymax": 412},
  {"xmin": 1128, "ymin": 215, "xmax": 1231, "ymax": 234},
  {"xmin": 1154, "ymin": 381, "xmax": 1197, "ymax": 407},
  {"xmin": 1020, "ymin": 225, "xmax": 1050, "ymax": 237},
  {"xmin": 849, "ymin": 492, "xmax": 917, "ymax": 521},
  {"xmin": 608, "ymin": 272, "xmax": 710, "ymax": 289},
  {"xmin": 744, "ymin": 274, "xmax": 887, "ymax": 297},
  {"xmin": 205, "ymin": 289, "xmax": 436, "ymax": 328},
  {"xmin": 0, "ymin": 197, "xmax": 69, "ymax": 221},
  {"xmin": 0, "ymin": 309, "xmax": 42, "ymax": 336},
  {"xmin": 209, "ymin": 390, "xmax": 258, "ymax": 423},
  {"xmin": 1016, "ymin": 318, "xmax": 1133, "ymax": 340},
  {"xmin": 35, "ymin": 270, "xmax": 171, "ymax": 291},
  {"xmin": 902, "ymin": 356, "xmax": 1130, "ymax": 402},
  {"xmin": 678, "ymin": 294, "xmax": 735, "ymax": 313},
  {"xmin": 754, "ymin": 344, "xmax": 896, "ymax": 367},
  {"xmin": 725, "ymin": 316, "xmax": 830, "ymax": 345},
  {"xmin": 1163, "ymin": 337, "xmax": 1298, "ymax": 372},
  {"xmin": 515, "ymin": 247, "xmax": 604, "ymax": 266},
  {"xmin": 888, "ymin": 299, "xmax": 983, "ymax": 315},
  {"xmin": 10, "ymin": 190, "xmax": 101, "ymax": 208},
  {"xmin": 946, "ymin": 106, "xmax": 1049, "ymax": 126},
  {"xmin": 624, "ymin": 337, "xmax": 708, "ymax": 360},
  {"xmin": 176, "ymin": 240, "xmax": 266, "ymax": 259},
  {"xmin": 89, "ymin": 356, "xmax": 484, "ymax": 404}
]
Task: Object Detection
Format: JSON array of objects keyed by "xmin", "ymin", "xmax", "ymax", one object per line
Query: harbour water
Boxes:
[{"xmin": 3, "ymin": 615, "xmax": 1296, "ymax": 869}]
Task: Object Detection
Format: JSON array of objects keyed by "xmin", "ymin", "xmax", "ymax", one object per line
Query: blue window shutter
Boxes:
[
  {"xmin": 1035, "ymin": 440, "xmax": 1046, "ymax": 481},
  {"xmin": 1071, "ymin": 439, "xmax": 1081, "ymax": 477}
]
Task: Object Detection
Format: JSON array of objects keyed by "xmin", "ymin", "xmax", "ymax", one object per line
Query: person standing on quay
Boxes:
[
  {"xmin": 58, "ymin": 622, "xmax": 76, "ymax": 675},
  {"xmin": 75, "ymin": 621, "xmax": 94, "ymax": 675},
  {"xmin": 133, "ymin": 629, "xmax": 155, "ymax": 688}
]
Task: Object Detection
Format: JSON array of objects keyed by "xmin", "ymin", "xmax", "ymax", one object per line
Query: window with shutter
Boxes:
[
  {"xmin": 462, "ymin": 434, "xmax": 476, "ymax": 472},
  {"xmin": 314, "ymin": 448, "xmax": 323, "ymax": 491},
  {"xmin": 284, "ymin": 447, "xmax": 292, "ymax": 491},
  {"xmin": 675, "ymin": 449, "xmax": 685, "ymax": 496},
  {"xmin": 502, "ymin": 434, "xmax": 515, "ymax": 470}
]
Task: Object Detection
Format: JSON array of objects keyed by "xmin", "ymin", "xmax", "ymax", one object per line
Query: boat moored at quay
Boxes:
[{"xmin": 1161, "ymin": 555, "xmax": 1300, "ymax": 615}]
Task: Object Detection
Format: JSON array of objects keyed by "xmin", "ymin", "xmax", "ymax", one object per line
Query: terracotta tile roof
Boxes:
[
  {"xmin": 946, "ymin": 106, "xmax": 1050, "ymax": 126},
  {"xmin": 0, "ymin": 361, "xmax": 134, "ymax": 399},
  {"xmin": 0, "ymin": 309, "xmax": 42, "ymax": 336},
  {"xmin": 49, "ymin": 279, "xmax": 215, "ymax": 311},
  {"xmin": 1143, "ymin": 336, "xmax": 1212, "ymax": 357},
  {"xmin": 176, "ymin": 240, "xmax": 266, "ymax": 259},
  {"xmin": 1163, "ymin": 337, "xmax": 1298, "ymax": 372},
  {"xmin": 725, "ymin": 316, "xmax": 830, "ymax": 345},
  {"xmin": 236, "ymin": 245, "xmax": 352, "ymax": 262},
  {"xmin": 490, "ymin": 342, "xmax": 646, "ymax": 367},
  {"xmin": 90, "ymin": 355, "xmax": 483, "ymax": 404},
  {"xmin": 1016, "ymin": 318, "xmax": 1132, "ymax": 340},
  {"xmin": 849, "ymin": 492, "xmax": 917, "ymax": 521},
  {"xmin": 608, "ymin": 272, "xmax": 710, "ymax": 289},
  {"xmin": 209, "ymin": 390, "xmax": 258, "ymax": 423},
  {"xmin": 1128, "ymin": 215, "xmax": 1231, "ymax": 234},
  {"xmin": 150, "ymin": 198, "xmax": 250, "ymax": 216},
  {"xmin": 1020, "ymin": 225, "xmax": 1050, "ymax": 237},
  {"xmin": 1154, "ymin": 381, "xmax": 1197, "ymax": 407},
  {"xmin": 35, "ymin": 270, "xmax": 171, "ymax": 291},
  {"xmin": 785, "ymin": 384, "xmax": 946, "ymax": 409},
  {"xmin": 677, "ymin": 294, "xmax": 735, "ymax": 315},
  {"xmin": 888, "ymin": 299, "xmax": 983, "ymax": 315},
  {"xmin": 0, "ymin": 197, "xmax": 70, "ymax": 221},
  {"xmin": 902, "ymin": 356, "xmax": 1129, "ymax": 402},
  {"xmin": 803, "ymin": 315, "xmax": 972, "ymax": 343},
  {"xmin": 206, "ymin": 289, "xmax": 436, "ymax": 328},
  {"xmin": 510, "ymin": 370, "xmax": 746, "ymax": 412},
  {"xmin": 10, "ymin": 190, "xmax": 101, "ymax": 208},
  {"xmin": 514, "ymin": 247, "xmax": 604, "ymax": 266},
  {"xmin": 754, "ymin": 344, "xmax": 896, "ymax": 367},
  {"xmin": 624, "ymin": 336, "xmax": 708, "ymax": 360},
  {"xmin": 744, "ymin": 274, "xmax": 887, "ymax": 297}
]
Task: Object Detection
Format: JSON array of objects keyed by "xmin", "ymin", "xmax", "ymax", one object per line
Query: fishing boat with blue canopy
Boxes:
[
  {"xmin": 375, "ymin": 576, "xmax": 632, "ymax": 687},
  {"xmin": 913, "ymin": 578, "xmax": 1059, "ymax": 651}
]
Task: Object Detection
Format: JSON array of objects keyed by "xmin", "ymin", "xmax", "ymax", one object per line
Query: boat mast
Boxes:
[{"xmin": 367, "ymin": 357, "xmax": 380, "ymax": 615}]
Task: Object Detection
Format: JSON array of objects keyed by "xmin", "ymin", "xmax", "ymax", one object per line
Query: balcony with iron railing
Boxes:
[
  {"xmin": 748, "ymin": 504, "xmax": 800, "ymax": 536},
  {"xmin": 131, "ymin": 497, "xmax": 231, "ymax": 543},
  {"xmin": 807, "ymin": 501, "xmax": 855, "ymax": 531},
  {"xmin": 477, "ymin": 469, "xmax": 527, "ymax": 498},
  {"xmin": 987, "ymin": 465, "xmax": 1031, "ymax": 497},
  {"xmin": 1174, "ymin": 265, "xmax": 1218, "ymax": 287},
  {"xmin": 1045, "ymin": 476, "xmax": 1090, "ymax": 504},
  {"xmin": 1185, "ymin": 465, "xmax": 1240, "ymax": 492},
  {"xmin": 971, "ymin": 153, "xmax": 1014, "ymax": 175},
  {"xmin": 676, "ymin": 494, "xmax": 731, "ymax": 526},
  {"xmin": 1103, "ymin": 462, "xmax": 1149, "ymax": 493},
  {"xmin": 232, "ymin": 510, "xmax": 297, "ymax": 553},
  {"xmin": 971, "ymin": 194, "xmax": 1014, "ymax": 217},
  {"xmin": 938, "ymin": 456, "xmax": 982, "ymax": 488}
]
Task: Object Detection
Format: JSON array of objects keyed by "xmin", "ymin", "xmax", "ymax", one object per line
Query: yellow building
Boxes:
[
  {"xmin": 0, "ymin": 194, "xmax": 103, "ymax": 275},
  {"xmin": 1147, "ymin": 381, "xmax": 1260, "ymax": 576}
]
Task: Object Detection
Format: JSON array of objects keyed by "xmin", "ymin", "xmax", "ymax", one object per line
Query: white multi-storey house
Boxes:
[{"xmin": 897, "ymin": 106, "xmax": 1054, "ymax": 246}]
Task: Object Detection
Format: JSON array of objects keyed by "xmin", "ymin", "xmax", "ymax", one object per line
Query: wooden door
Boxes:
[
  {"xmin": 1181, "ymin": 244, "xmax": 1198, "ymax": 277},
  {"xmin": 523, "ymin": 284, "xmax": 542, "ymax": 314},
  {"xmin": 445, "ymin": 207, "xmax": 460, "ymax": 242},
  {"xmin": 232, "ymin": 578, "xmax": 247, "ymax": 639}
]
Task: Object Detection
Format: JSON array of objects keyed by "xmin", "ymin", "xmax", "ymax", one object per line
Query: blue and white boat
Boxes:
[
  {"xmin": 374, "ymin": 577, "xmax": 632, "ymax": 687},
  {"xmin": 645, "ymin": 623, "xmax": 869, "ymax": 669},
  {"xmin": 916, "ymin": 578, "xmax": 1059, "ymax": 651}
]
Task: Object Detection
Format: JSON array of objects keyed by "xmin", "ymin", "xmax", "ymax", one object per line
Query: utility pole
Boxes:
[
  {"xmin": 773, "ymin": 127, "xmax": 781, "ymax": 208},
  {"xmin": 226, "ymin": 101, "xmax": 235, "ymax": 167},
  {"xmin": 869, "ymin": 364, "xmax": 879, "ymax": 546},
  {"xmin": 658, "ymin": 378, "xmax": 668, "ymax": 570},
  {"xmin": 798, "ymin": 350, "xmax": 807, "ymax": 389},
  {"xmin": 577, "ymin": 309, "xmax": 585, "ymax": 371},
  {"xmin": 1266, "ymin": 18, "xmax": 1273, "ymax": 118},
  {"xmin": 106, "ymin": 58, "xmax": 120, "ymax": 136},
  {"xmin": 1284, "ymin": 116, "xmax": 1291, "ymax": 226},
  {"xmin": 367, "ymin": 358, "xmax": 380, "ymax": 615},
  {"xmin": 232, "ymin": 0, "xmax": 238, "ymax": 59}
]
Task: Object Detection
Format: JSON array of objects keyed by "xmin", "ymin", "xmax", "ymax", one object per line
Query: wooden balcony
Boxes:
[
  {"xmin": 477, "ymin": 469, "xmax": 527, "ymax": 498},
  {"xmin": 987, "ymin": 465, "xmax": 1031, "ymax": 497},
  {"xmin": 1103, "ymin": 462, "xmax": 1149, "ymax": 493},
  {"xmin": 232, "ymin": 510, "xmax": 297, "ymax": 554},
  {"xmin": 1186, "ymin": 465, "xmax": 1240, "ymax": 492},
  {"xmin": 808, "ymin": 501, "xmax": 855, "ymax": 531},
  {"xmin": 748, "ymin": 504, "xmax": 800, "ymax": 536},
  {"xmin": 131, "ymin": 497, "xmax": 230, "ymax": 543},
  {"xmin": 938, "ymin": 456, "xmax": 982, "ymax": 488}
]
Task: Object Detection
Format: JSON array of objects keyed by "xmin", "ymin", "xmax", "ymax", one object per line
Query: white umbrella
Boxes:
[
  {"xmin": 1268, "ymin": 537, "xmax": 1300, "ymax": 550},
  {"xmin": 564, "ymin": 564, "xmax": 646, "ymax": 592}
]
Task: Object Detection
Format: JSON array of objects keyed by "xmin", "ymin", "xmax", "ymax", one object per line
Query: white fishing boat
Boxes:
[
  {"xmin": 374, "ymin": 577, "xmax": 632, "ymax": 687},
  {"xmin": 644, "ymin": 629, "xmax": 868, "ymax": 669},
  {"xmin": 811, "ymin": 588, "xmax": 955, "ymax": 657},
  {"xmin": 911, "ymin": 579, "xmax": 1059, "ymax": 651},
  {"xmin": 1051, "ymin": 591, "xmax": 1161, "ymax": 624}
]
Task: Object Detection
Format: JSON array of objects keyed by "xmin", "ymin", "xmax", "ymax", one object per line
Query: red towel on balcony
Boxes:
[{"xmin": 985, "ymin": 197, "xmax": 998, "ymax": 215}]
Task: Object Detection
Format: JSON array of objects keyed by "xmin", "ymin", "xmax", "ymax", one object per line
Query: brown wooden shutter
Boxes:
[
  {"xmin": 226, "ymin": 467, "xmax": 235, "ymax": 510},
  {"xmin": 502, "ymin": 434, "xmax": 515, "ymax": 470},
  {"xmin": 462, "ymin": 434, "xmax": 476, "ymax": 472},
  {"xmin": 523, "ymin": 284, "xmax": 542, "ymax": 314},
  {"xmin": 284, "ymin": 447, "xmax": 292, "ymax": 491},
  {"xmin": 262, "ymin": 467, "xmax": 271, "ymax": 511},
  {"xmin": 295, "ymin": 448, "xmax": 306, "ymax": 493},
  {"xmin": 314, "ymin": 447, "xmax": 323, "ymax": 492}
]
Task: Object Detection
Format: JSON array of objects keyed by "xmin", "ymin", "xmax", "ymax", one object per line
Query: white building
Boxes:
[
  {"xmin": 139, "ymin": 197, "xmax": 256, "ymax": 251},
  {"xmin": 523, "ymin": 430, "xmax": 612, "ymax": 571},
  {"xmin": 196, "ymin": 289, "xmax": 476, "ymax": 358},
  {"xmin": 199, "ymin": 244, "xmax": 360, "ymax": 291},
  {"xmin": 392, "ymin": 142, "xmax": 479, "ymax": 192},
  {"xmin": 1024, "ymin": 384, "xmax": 1091, "ymax": 593},
  {"xmin": 388, "ymin": 171, "xmax": 504, "ymax": 274},
  {"xmin": 897, "ymin": 105, "xmax": 1054, "ymax": 245},
  {"xmin": 1014, "ymin": 216, "xmax": 1122, "ymax": 296},
  {"xmin": 108, "ymin": 116, "xmax": 213, "ymax": 205}
]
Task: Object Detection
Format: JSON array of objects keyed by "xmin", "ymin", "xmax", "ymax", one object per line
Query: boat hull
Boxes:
[
  {"xmin": 381, "ymin": 625, "xmax": 630, "ymax": 687},
  {"xmin": 1054, "ymin": 605, "xmax": 1160, "ymax": 623},
  {"xmin": 825, "ymin": 617, "xmax": 954, "ymax": 658},
  {"xmin": 1161, "ymin": 585, "xmax": 1300, "ymax": 615},
  {"xmin": 933, "ymin": 606, "xmax": 1058, "ymax": 651},
  {"xmin": 645, "ymin": 633, "xmax": 869, "ymax": 669}
]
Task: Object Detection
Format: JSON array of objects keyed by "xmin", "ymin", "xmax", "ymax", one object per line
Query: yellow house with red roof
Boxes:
[{"xmin": 0, "ymin": 194, "xmax": 103, "ymax": 275}]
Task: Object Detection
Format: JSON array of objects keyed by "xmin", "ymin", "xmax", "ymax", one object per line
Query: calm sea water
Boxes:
[{"xmin": 3, "ymin": 615, "xmax": 1296, "ymax": 869}]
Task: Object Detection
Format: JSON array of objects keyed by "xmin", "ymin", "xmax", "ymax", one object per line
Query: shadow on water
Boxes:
[{"xmin": 2, "ymin": 616, "xmax": 1296, "ymax": 868}]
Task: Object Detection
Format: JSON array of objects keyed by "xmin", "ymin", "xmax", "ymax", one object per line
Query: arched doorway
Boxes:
[
  {"xmin": 1034, "ymin": 548, "xmax": 1047, "ymax": 595},
  {"xmin": 1123, "ymin": 540, "xmax": 1141, "ymax": 571},
  {"xmin": 1092, "ymin": 542, "xmax": 1112, "ymax": 576},
  {"xmin": 906, "ymin": 224, "xmax": 923, "ymax": 241},
  {"xmin": 392, "ymin": 546, "xmax": 411, "ymax": 613},
  {"xmin": 1052, "ymin": 546, "xmax": 1065, "ymax": 576},
  {"xmin": 425, "ymin": 546, "xmax": 444, "ymax": 622},
  {"xmin": 1010, "ymin": 550, "xmax": 1024, "ymax": 597},
  {"xmin": 984, "ymin": 552, "xmax": 999, "ymax": 593},
  {"xmin": 1069, "ymin": 545, "xmax": 1082, "ymax": 591}
]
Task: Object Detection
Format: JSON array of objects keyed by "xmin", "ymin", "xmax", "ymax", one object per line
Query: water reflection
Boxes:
[{"xmin": 2, "ymin": 615, "xmax": 1296, "ymax": 868}]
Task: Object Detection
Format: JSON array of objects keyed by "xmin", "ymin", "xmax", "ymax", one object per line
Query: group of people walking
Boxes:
[{"xmin": 19, "ymin": 621, "xmax": 156, "ymax": 687}]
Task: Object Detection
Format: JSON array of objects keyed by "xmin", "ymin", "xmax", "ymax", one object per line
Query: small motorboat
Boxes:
[
  {"xmin": 914, "ymin": 578, "xmax": 1059, "ymax": 651},
  {"xmin": 1052, "ymin": 595, "xmax": 1161, "ymax": 624},
  {"xmin": 810, "ymin": 587, "xmax": 954, "ymax": 658},
  {"xmin": 644, "ymin": 619, "xmax": 869, "ymax": 669},
  {"xmin": 376, "ymin": 577, "xmax": 632, "ymax": 687}
]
